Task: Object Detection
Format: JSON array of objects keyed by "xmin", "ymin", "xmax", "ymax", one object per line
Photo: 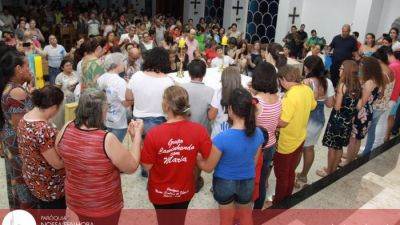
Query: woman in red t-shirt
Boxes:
[{"xmin": 140, "ymin": 86, "xmax": 213, "ymax": 225}]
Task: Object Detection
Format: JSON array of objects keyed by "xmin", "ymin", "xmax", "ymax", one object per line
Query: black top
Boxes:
[
  {"xmin": 329, "ymin": 35, "xmax": 357, "ymax": 62},
  {"xmin": 297, "ymin": 30, "xmax": 308, "ymax": 43}
]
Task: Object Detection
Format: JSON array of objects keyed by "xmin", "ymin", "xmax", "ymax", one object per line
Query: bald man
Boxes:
[
  {"xmin": 125, "ymin": 47, "xmax": 143, "ymax": 80},
  {"xmin": 329, "ymin": 24, "xmax": 358, "ymax": 87},
  {"xmin": 186, "ymin": 28, "xmax": 199, "ymax": 62}
]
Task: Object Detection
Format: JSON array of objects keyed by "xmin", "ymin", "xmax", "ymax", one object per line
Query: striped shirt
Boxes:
[
  {"xmin": 256, "ymin": 98, "xmax": 282, "ymax": 148},
  {"xmin": 57, "ymin": 123, "xmax": 123, "ymax": 217}
]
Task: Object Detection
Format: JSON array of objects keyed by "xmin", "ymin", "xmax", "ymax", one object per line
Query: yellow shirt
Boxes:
[{"xmin": 278, "ymin": 84, "xmax": 317, "ymax": 154}]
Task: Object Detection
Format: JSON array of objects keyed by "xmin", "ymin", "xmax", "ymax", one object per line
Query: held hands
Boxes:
[{"xmin": 128, "ymin": 119, "xmax": 144, "ymax": 138}]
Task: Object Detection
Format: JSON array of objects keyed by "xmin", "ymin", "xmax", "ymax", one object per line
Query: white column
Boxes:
[
  {"xmin": 223, "ymin": 0, "xmax": 249, "ymax": 35},
  {"xmin": 275, "ymin": 0, "xmax": 290, "ymax": 44},
  {"xmin": 352, "ymin": 0, "xmax": 373, "ymax": 40},
  {"xmin": 183, "ymin": 0, "xmax": 205, "ymax": 24}
]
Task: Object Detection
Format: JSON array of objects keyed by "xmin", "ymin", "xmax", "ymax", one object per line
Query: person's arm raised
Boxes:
[{"xmin": 105, "ymin": 119, "xmax": 143, "ymax": 174}]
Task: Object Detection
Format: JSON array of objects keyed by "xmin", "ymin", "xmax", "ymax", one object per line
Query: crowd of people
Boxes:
[{"xmin": 1, "ymin": 1, "xmax": 400, "ymax": 225}]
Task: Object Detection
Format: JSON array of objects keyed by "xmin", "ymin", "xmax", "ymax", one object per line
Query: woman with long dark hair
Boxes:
[
  {"xmin": 266, "ymin": 43, "xmax": 288, "ymax": 69},
  {"xmin": 198, "ymin": 88, "xmax": 264, "ymax": 225},
  {"xmin": 342, "ymin": 57, "xmax": 384, "ymax": 165},
  {"xmin": 295, "ymin": 55, "xmax": 334, "ymax": 188},
  {"xmin": 359, "ymin": 33, "xmax": 377, "ymax": 57},
  {"xmin": 362, "ymin": 46, "xmax": 394, "ymax": 155},
  {"xmin": 0, "ymin": 45, "xmax": 35, "ymax": 209},
  {"xmin": 319, "ymin": 60, "xmax": 361, "ymax": 176}
]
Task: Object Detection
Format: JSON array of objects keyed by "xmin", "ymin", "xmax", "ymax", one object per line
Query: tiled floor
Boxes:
[
  {"xmin": 294, "ymin": 144, "xmax": 400, "ymax": 209},
  {"xmin": 0, "ymin": 108, "xmax": 390, "ymax": 209}
]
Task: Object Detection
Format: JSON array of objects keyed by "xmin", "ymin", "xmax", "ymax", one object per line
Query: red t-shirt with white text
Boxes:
[{"xmin": 140, "ymin": 120, "xmax": 212, "ymax": 205}]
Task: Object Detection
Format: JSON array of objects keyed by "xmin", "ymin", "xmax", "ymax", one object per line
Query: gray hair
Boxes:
[
  {"xmin": 104, "ymin": 52, "xmax": 126, "ymax": 71},
  {"xmin": 75, "ymin": 89, "xmax": 106, "ymax": 129}
]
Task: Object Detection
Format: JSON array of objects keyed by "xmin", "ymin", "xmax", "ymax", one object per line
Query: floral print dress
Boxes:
[
  {"xmin": 1, "ymin": 82, "xmax": 35, "ymax": 209},
  {"xmin": 352, "ymin": 87, "xmax": 380, "ymax": 140}
]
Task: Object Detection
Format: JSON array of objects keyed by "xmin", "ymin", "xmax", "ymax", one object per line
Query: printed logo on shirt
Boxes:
[
  {"xmin": 159, "ymin": 138, "xmax": 194, "ymax": 165},
  {"xmin": 220, "ymin": 121, "xmax": 230, "ymax": 133},
  {"xmin": 155, "ymin": 187, "xmax": 189, "ymax": 198}
]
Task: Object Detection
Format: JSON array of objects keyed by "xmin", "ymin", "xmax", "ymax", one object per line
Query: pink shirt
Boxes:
[
  {"xmin": 186, "ymin": 38, "xmax": 199, "ymax": 62},
  {"xmin": 256, "ymin": 98, "xmax": 282, "ymax": 148},
  {"xmin": 390, "ymin": 60, "xmax": 400, "ymax": 101}
]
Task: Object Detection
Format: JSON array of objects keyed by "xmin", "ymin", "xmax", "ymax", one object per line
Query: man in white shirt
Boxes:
[
  {"xmin": 211, "ymin": 46, "xmax": 235, "ymax": 68},
  {"xmin": 87, "ymin": 13, "xmax": 100, "ymax": 37},
  {"xmin": 43, "ymin": 35, "xmax": 66, "ymax": 84},
  {"xmin": 119, "ymin": 25, "xmax": 140, "ymax": 47}
]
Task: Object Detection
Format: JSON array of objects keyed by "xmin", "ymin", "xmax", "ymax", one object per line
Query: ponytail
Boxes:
[
  {"xmin": 244, "ymin": 101, "xmax": 256, "ymax": 137},
  {"xmin": 229, "ymin": 88, "xmax": 257, "ymax": 137}
]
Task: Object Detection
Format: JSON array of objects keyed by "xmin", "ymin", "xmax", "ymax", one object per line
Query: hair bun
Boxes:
[
  {"xmin": 31, "ymin": 89, "xmax": 43, "ymax": 107},
  {"xmin": 31, "ymin": 85, "xmax": 64, "ymax": 109}
]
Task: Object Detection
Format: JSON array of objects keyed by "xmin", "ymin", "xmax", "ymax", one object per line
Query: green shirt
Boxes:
[
  {"xmin": 306, "ymin": 37, "xmax": 326, "ymax": 49},
  {"xmin": 195, "ymin": 34, "xmax": 206, "ymax": 52},
  {"xmin": 81, "ymin": 58, "xmax": 105, "ymax": 91}
]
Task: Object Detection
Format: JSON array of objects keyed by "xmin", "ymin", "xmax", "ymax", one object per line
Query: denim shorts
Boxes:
[{"xmin": 212, "ymin": 177, "xmax": 254, "ymax": 205}]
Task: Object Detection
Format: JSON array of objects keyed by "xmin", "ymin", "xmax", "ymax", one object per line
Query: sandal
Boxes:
[
  {"xmin": 294, "ymin": 173, "xmax": 308, "ymax": 189},
  {"xmin": 338, "ymin": 160, "xmax": 348, "ymax": 168},
  {"xmin": 316, "ymin": 169, "xmax": 328, "ymax": 177}
]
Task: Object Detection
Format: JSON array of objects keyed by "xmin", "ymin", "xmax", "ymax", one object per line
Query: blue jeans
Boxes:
[
  {"xmin": 107, "ymin": 127, "xmax": 127, "ymax": 143},
  {"xmin": 212, "ymin": 177, "xmax": 254, "ymax": 205},
  {"xmin": 135, "ymin": 116, "xmax": 167, "ymax": 137},
  {"xmin": 48, "ymin": 67, "xmax": 60, "ymax": 85},
  {"xmin": 254, "ymin": 145, "xmax": 276, "ymax": 209},
  {"xmin": 362, "ymin": 109, "xmax": 384, "ymax": 156}
]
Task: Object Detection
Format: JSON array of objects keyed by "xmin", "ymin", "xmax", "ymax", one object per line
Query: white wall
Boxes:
[
  {"xmin": 223, "ymin": 0, "xmax": 249, "ymax": 35},
  {"xmin": 300, "ymin": 0, "xmax": 356, "ymax": 43},
  {"xmin": 377, "ymin": 0, "xmax": 400, "ymax": 37},
  {"xmin": 183, "ymin": 0, "xmax": 205, "ymax": 24},
  {"xmin": 275, "ymin": 0, "xmax": 290, "ymax": 44}
]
